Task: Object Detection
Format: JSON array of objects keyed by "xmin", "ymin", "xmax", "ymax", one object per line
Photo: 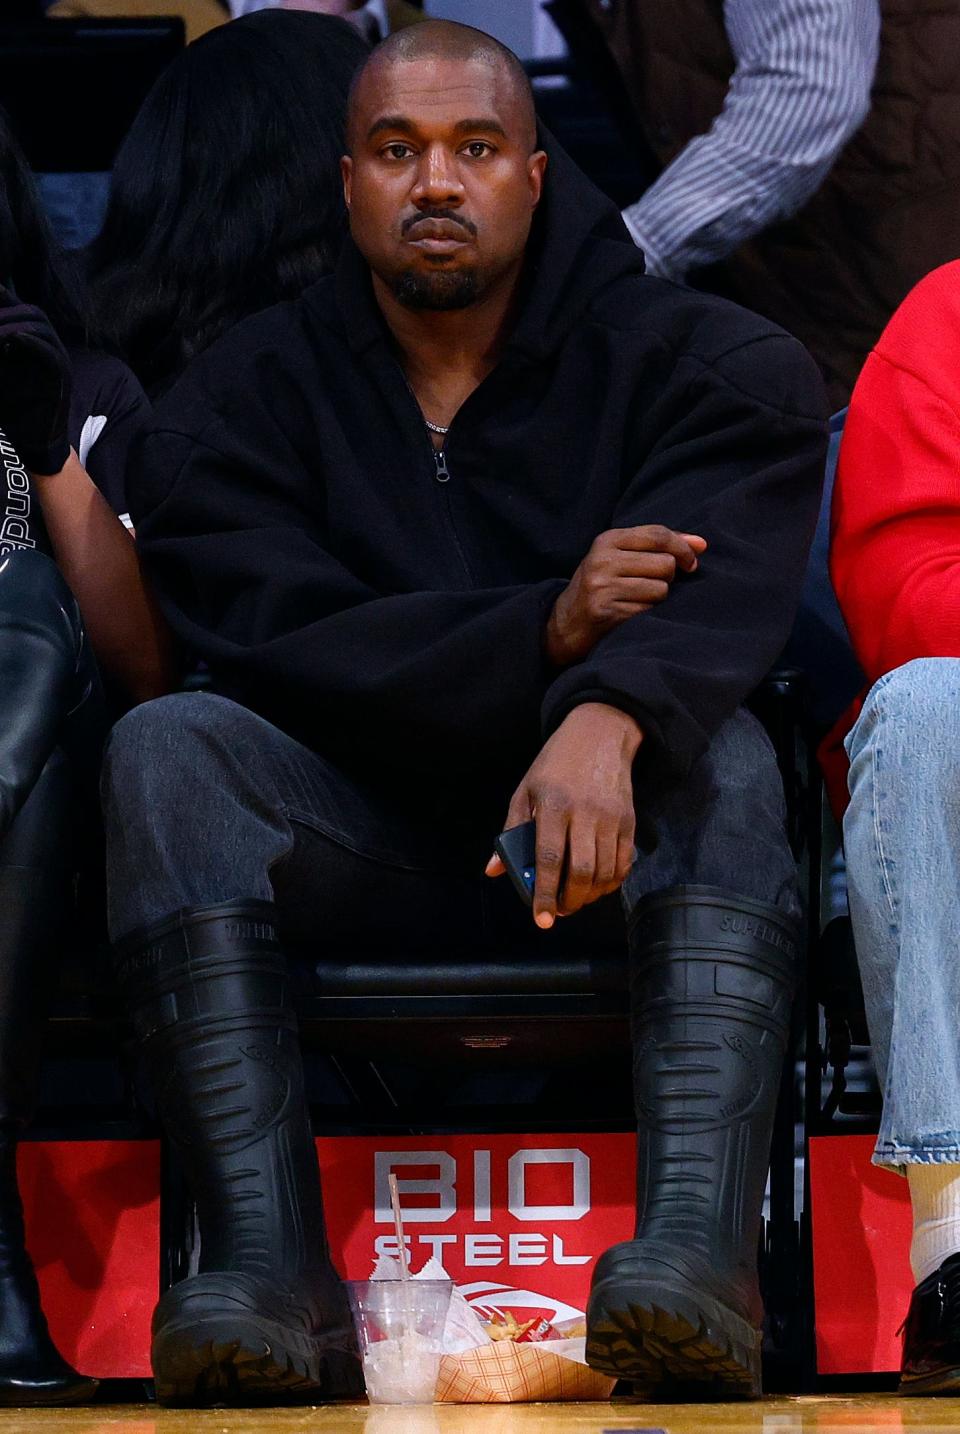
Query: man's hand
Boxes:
[
  {"xmin": 486, "ymin": 702, "xmax": 642, "ymax": 928},
  {"xmin": 0, "ymin": 287, "xmax": 72, "ymax": 476},
  {"xmin": 546, "ymin": 525, "xmax": 706, "ymax": 668}
]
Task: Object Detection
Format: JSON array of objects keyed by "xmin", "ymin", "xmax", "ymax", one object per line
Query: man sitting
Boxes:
[
  {"xmin": 105, "ymin": 20, "xmax": 826, "ymax": 1405},
  {"xmin": 831, "ymin": 258, "xmax": 960, "ymax": 1395}
]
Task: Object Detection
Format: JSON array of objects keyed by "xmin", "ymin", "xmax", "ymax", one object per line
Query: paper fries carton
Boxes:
[
  {"xmin": 369, "ymin": 1255, "xmax": 614, "ymax": 1403},
  {"xmin": 436, "ymin": 1339, "xmax": 615, "ymax": 1403}
]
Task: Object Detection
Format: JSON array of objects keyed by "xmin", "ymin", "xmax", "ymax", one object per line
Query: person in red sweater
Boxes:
[{"xmin": 831, "ymin": 258, "xmax": 960, "ymax": 1394}]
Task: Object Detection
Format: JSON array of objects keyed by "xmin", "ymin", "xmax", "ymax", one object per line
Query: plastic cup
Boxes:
[{"xmin": 347, "ymin": 1279, "xmax": 451, "ymax": 1405}]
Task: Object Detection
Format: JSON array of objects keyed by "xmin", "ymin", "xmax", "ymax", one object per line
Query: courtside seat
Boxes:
[
  {"xmin": 290, "ymin": 949, "xmax": 628, "ymax": 1069},
  {"xmin": 37, "ymin": 666, "xmax": 810, "ymax": 1105}
]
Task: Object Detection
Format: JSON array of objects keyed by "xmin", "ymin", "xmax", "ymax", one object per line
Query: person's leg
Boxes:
[
  {"xmin": 101, "ymin": 692, "xmax": 476, "ymax": 1405},
  {"xmin": 0, "ymin": 550, "xmax": 91, "ymax": 841},
  {"xmin": 0, "ymin": 549, "xmax": 103, "ymax": 1405},
  {"xmin": 102, "ymin": 691, "xmax": 477, "ymax": 942},
  {"xmin": 587, "ymin": 708, "xmax": 800, "ymax": 1398},
  {"xmin": 0, "ymin": 752, "xmax": 97, "ymax": 1407},
  {"xmin": 844, "ymin": 657, "xmax": 960, "ymax": 1395}
]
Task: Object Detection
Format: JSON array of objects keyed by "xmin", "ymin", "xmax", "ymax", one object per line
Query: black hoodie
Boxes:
[{"xmin": 129, "ymin": 137, "xmax": 827, "ymax": 825}]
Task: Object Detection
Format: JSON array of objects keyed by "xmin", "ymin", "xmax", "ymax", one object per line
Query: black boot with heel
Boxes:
[
  {"xmin": 586, "ymin": 884, "xmax": 799, "ymax": 1399},
  {"xmin": 0, "ymin": 754, "xmax": 98, "ymax": 1405}
]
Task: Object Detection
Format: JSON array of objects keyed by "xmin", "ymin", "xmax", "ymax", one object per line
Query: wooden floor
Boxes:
[{"xmin": 2, "ymin": 1399, "xmax": 960, "ymax": 1433}]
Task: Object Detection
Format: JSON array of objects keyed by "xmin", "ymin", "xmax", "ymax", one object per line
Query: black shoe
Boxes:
[
  {"xmin": 900, "ymin": 1254, "xmax": 960, "ymax": 1395},
  {"xmin": 586, "ymin": 886, "xmax": 799, "ymax": 1400},
  {"xmin": 114, "ymin": 902, "xmax": 360, "ymax": 1407},
  {"xmin": 0, "ymin": 758, "xmax": 97, "ymax": 1406},
  {"xmin": 0, "ymin": 1137, "xmax": 98, "ymax": 1407}
]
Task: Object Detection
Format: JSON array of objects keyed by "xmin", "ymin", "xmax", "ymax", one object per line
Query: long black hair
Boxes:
[
  {"xmin": 0, "ymin": 106, "xmax": 88, "ymax": 340},
  {"xmin": 87, "ymin": 10, "xmax": 368, "ymax": 396}
]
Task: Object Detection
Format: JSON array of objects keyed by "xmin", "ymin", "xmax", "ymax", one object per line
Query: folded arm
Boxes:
[
  {"xmin": 133, "ymin": 427, "xmax": 565, "ymax": 765},
  {"xmin": 543, "ymin": 333, "xmax": 828, "ymax": 780},
  {"xmin": 490, "ymin": 330, "xmax": 826, "ymax": 926}
]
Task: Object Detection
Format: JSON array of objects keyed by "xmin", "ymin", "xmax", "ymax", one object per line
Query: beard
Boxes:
[{"xmin": 390, "ymin": 266, "xmax": 480, "ymax": 311}]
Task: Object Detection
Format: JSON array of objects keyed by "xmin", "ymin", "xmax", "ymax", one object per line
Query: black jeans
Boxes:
[{"xmin": 101, "ymin": 692, "xmax": 800, "ymax": 946}]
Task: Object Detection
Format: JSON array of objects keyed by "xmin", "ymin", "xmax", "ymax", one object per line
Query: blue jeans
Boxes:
[
  {"xmin": 101, "ymin": 693, "xmax": 800, "ymax": 945},
  {"xmin": 845, "ymin": 658, "xmax": 960, "ymax": 1168}
]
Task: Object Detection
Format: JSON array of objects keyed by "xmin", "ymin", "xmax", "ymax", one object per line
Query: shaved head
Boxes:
[
  {"xmin": 346, "ymin": 20, "xmax": 538, "ymax": 154},
  {"xmin": 341, "ymin": 18, "xmax": 546, "ymax": 315}
]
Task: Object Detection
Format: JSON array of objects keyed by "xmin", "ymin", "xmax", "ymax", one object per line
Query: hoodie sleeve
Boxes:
[
  {"xmin": 542, "ymin": 332, "xmax": 827, "ymax": 779},
  {"xmin": 131, "ymin": 424, "xmax": 564, "ymax": 766}
]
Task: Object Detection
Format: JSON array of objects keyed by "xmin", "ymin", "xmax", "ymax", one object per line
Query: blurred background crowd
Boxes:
[{"xmin": 2, "ymin": 0, "xmax": 957, "ymax": 414}]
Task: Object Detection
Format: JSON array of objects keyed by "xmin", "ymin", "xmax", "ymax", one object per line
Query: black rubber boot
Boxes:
[
  {"xmin": 586, "ymin": 884, "xmax": 799, "ymax": 1400},
  {"xmin": 0, "ymin": 551, "xmax": 88, "ymax": 841},
  {"xmin": 0, "ymin": 754, "xmax": 98, "ymax": 1405},
  {"xmin": 114, "ymin": 901, "xmax": 359, "ymax": 1407}
]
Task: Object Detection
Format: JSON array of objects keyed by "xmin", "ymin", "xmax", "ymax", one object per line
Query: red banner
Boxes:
[
  {"xmin": 809, "ymin": 1134, "xmax": 913, "ymax": 1375},
  {"xmin": 318, "ymin": 1132, "xmax": 637, "ymax": 1327},
  {"xmin": 23, "ymin": 1132, "xmax": 639, "ymax": 1378},
  {"xmin": 21, "ymin": 1129, "xmax": 924, "ymax": 1382},
  {"xmin": 22, "ymin": 1139, "xmax": 160, "ymax": 1379}
]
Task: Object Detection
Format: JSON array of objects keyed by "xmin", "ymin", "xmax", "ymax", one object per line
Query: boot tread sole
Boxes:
[
  {"xmin": 900, "ymin": 1366, "xmax": 960, "ymax": 1396},
  {"xmin": 152, "ymin": 1312, "xmax": 357, "ymax": 1406},
  {"xmin": 587, "ymin": 1286, "xmax": 761, "ymax": 1399}
]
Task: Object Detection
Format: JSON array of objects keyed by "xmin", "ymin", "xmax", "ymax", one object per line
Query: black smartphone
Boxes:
[{"xmin": 494, "ymin": 820, "xmax": 537, "ymax": 907}]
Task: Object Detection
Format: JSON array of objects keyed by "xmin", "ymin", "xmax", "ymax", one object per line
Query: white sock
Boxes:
[{"xmin": 908, "ymin": 1164, "xmax": 960, "ymax": 1283}]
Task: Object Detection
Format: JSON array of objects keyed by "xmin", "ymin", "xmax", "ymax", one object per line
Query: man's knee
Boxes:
[
  {"xmin": 0, "ymin": 546, "xmax": 71, "ymax": 609},
  {"xmin": 102, "ymin": 692, "xmax": 253, "ymax": 816},
  {"xmin": 0, "ymin": 547, "xmax": 81, "ymax": 645},
  {"xmin": 626, "ymin": 707, "xmax": 796, "ymax": 916},
  {"xmin": 694, "ymin": 708, "xmax": 785, "ymax": 825},
  {"xmin": 847, "ymin": 658, "xmax": 960, "ymax": 789}
]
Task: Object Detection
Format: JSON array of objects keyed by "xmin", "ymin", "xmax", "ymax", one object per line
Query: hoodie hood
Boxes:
[
  {"xmin": 334, "ymin": 125, "xmax": 645, "ymax": 361},
  {"xmin": 506, "ymin": 124, "xmax": 646, "ymax": 361}
]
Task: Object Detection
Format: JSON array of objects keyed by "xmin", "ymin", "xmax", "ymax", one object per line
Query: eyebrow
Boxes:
[
  {"xmin": 366, "ymin": 115, "xmax": 415, "ymax": 141},
  {"xmin": 365, "ymin": 115, "xmax": 509, "ymax": 142},
  {"xmin": 453, "ymin": 118, "xmax": 508, "ymax": 138}
]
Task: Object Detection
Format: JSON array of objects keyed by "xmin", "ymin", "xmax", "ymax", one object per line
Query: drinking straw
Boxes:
[{"xmin": 388, "ymin": 1172, "xmax": 410, "ymax": 1280}]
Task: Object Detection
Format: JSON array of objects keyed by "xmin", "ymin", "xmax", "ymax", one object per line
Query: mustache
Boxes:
[{"xmin": 401, "ymin": 209, "xmax": 477, "ymax": 238}]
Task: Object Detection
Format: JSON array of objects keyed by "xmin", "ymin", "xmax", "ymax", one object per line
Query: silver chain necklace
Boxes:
[{"xmin": 423, "ymin": 417, "xmax": 451, "ymax": 436}]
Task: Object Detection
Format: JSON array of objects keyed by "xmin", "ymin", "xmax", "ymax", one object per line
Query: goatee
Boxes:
[{"xmin": 391, "ymin": 269, "xmax": 480, "ymax": 311}]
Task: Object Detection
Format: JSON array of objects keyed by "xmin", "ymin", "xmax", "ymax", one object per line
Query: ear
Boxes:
[
  {"xmin": 528, "ymin": 150, "xmax": 547, "ymax": 209},
  {"xmin": 341, "ymin": 155, "xmax": 353, "ymax": 210}
]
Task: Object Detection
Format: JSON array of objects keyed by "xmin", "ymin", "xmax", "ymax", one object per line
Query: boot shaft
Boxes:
[
  {"xmin": 115, "ymin": 903, "xmax": 328, "ymax": 1280},
  {"xmin": 0, "ymin": 1137, "xmax": 28, "ymax": 1283},
  {"xmin": 0, "ymin": 753, "xmax": 73, "ymax": 1130},
  {"xmin": 628, "ymin": 886, "xmax": 799, "ymax": 1286},
  {"xmin": 0, "ymin": 551, "xmax": 87, "ymax": 840}
]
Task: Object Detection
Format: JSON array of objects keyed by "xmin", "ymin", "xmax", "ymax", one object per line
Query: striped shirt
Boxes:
[{"xmin": 622, "ymin": 0, "xmax": 881, "ymax": 282}]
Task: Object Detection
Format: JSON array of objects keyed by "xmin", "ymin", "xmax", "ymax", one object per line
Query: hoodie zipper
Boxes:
[
  {"xmin": 397, "ymin": 368, "xmax": 473, "ymax": 577},
  {"xmin": 427, "ymin": 438, "xmax": 475, "ymax": 582}
]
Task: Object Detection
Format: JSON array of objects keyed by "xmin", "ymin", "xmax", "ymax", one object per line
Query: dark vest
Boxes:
[{"xmin": 575, "ymin": 0, "xmax": 960, "ymax": 406}]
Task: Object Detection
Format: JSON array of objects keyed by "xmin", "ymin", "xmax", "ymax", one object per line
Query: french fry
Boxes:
[{"xmin": 485, "ymin": 1312, "xmax": 536, "ymax": 1343}]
